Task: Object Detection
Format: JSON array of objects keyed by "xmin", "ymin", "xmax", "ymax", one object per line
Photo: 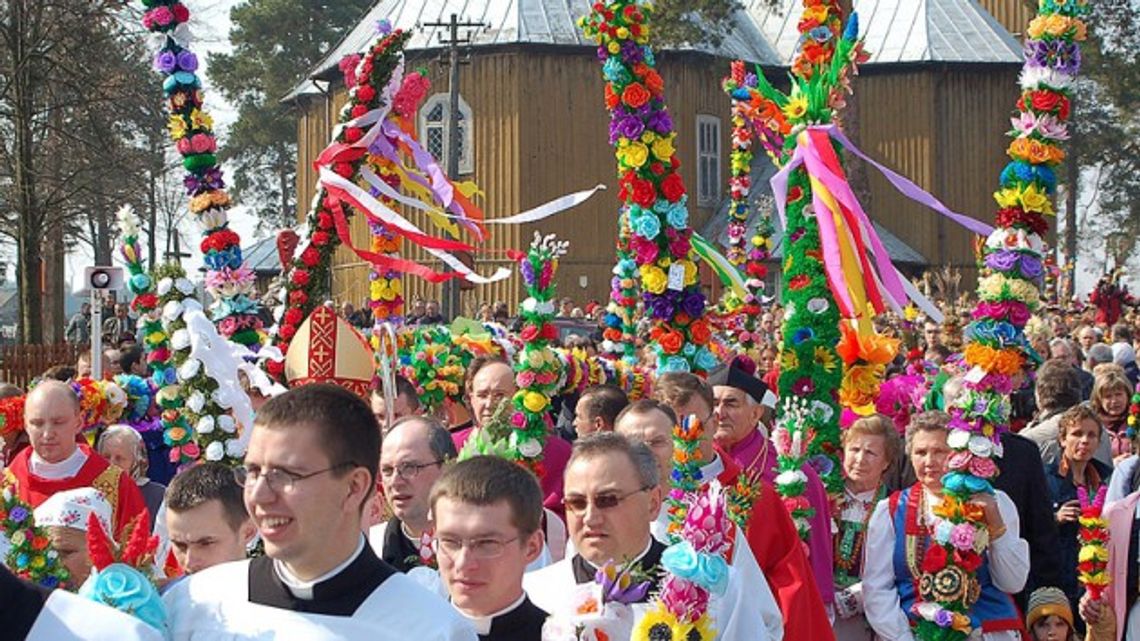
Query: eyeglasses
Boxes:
[
  {"xmin": 379, "ymin": 460, "xmax": 443, "ymax": 481},
  {"xmin": 562, "ymin": 486, "xmax": 654, "ymax": 514},
  {"xmin": 433, "ymin": 535, "xmax": 519, "ymax": 560},
  {"xmin": 234, "ymin": 463, "xmax": 352, "ymax": 493}
]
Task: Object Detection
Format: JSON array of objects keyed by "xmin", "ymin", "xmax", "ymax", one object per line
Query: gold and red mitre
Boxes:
[{"xmin": 284, "ymin": 305, "xmax": 373, "ymax": 397}]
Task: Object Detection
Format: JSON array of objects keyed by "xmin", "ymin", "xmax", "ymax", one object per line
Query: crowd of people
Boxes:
[{"xmin": 10, "ymin": 288, "xmax": 1140, "ymax": 641}]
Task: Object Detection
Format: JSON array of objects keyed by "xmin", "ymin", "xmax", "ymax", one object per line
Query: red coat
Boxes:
[
  {"xmin": 715, "ymin": 446, "xmax": 836, "ymax": 641},
  {"xmin": 7, "ymin": 445, "xmax": 148, "ymax": 536}
]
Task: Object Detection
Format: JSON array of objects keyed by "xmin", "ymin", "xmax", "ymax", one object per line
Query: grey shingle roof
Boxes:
[
  {"xmin": 242, "ymin": 236, "xmax": 282, "ymax": 276},
  {"xmin": 744, "ymin": 0, "xmax": 1021, "ymax": 65}
]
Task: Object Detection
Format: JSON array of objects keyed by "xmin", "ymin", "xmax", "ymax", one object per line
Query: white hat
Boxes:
[
  {"xmin": 1112, "ymin": 342, "xmax": 1136, "ymax": 366},
  {"xmin": 33, "ymin": 488, "xmax": 113, "ymax": 534}
]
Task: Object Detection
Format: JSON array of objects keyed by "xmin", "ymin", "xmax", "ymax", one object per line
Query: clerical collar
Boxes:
[
  {"xmin": 274, "ymin": 536, "xmax": 365, "ymax": 600},
  {"xmin": 698, "ymin": 453, "xmax": 724, "ymax": 481},
  {"xmin": 249, "ymin": 535, "xmax": 397, "ymax": 616},
  {"xmin": 29, "ymin": 448, "xmax": 86, "ymax": 480},
  {"xmin": 456, "ymin": 593, "xmax": 527, "ymax": 635}
]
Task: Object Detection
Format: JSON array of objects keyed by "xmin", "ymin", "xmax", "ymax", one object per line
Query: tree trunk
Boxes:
[
  {"xmin": 12, "ymin": 0, "xmax": 44, "ymax": 344},
  {"xmin": 147, "ymin": 154, "xmax": 159, "ymax": 269}
]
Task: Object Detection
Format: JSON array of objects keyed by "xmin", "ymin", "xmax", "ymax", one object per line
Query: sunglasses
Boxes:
[{"xmin": 562, "ymin": 486, "xmax": 654, "ymax": 514}]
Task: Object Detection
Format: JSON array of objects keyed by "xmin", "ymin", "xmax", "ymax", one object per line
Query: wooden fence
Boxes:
[{"xmin": 0, "ymin": 343, "xmax": 84, "ymax": 388}]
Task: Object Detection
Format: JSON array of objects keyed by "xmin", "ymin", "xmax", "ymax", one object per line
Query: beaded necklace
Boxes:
[{"xmin": 834, "ymin": 484, "xmax": 886, "ymax": 588}]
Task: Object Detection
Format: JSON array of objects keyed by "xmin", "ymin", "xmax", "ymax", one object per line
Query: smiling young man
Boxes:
[
  {"xmin": 163, "ymin": 384, "xmax": 475, "ymax": 641},
  {"xmin": 431, "ymin": 456, "xmax": 548, "ymax": 640}
]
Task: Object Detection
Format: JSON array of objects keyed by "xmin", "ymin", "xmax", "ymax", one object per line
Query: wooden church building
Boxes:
[{"xmin": 287, "ymin": 0, "xmax": 1037, "ymax": 313}]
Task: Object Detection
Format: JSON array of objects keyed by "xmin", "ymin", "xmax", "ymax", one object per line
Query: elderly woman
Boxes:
[
  {"xmin": 834, "ymin": 414, "xmax": 901, "ymax": 641},
  {"xmin": 1090, "ymin": 366, "xmax": 1133, "ymax": 462},
  {"xmin": 1045, "ymin": 403, "xmax": 1111, "ymax": 634},
  {"xmin": 863, "ymin": 411, "xmax": 1030, "ymax": 640},
  {"xmin": 96, "ymin": 424, "xmax": 165, "ymax": 528}
]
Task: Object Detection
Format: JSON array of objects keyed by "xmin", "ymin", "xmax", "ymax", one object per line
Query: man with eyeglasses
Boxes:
[
  {"xmin": 523, "ymin": 434, "xmax": 769, "ymax": 640},
  {"xmin": 163, "ymin": 384, "xmax": 475, "ymax": 640},
  {"xmin": 453, "ymin": 356, "xmax": 572, "ymax": 517},
  {"xmin": 431, "ymin": 456, "xmax": 548, "ymax": 640},
  {"xmin": 369, "ymin": 415, "xmax": 457, "ymax": 572}
]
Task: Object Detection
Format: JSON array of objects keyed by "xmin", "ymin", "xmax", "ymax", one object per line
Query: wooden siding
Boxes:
[
  {"xmin": 296, "ymin": 47, "xmax": 1021, "ymax": 309},
  {"xmin": 976, "ymin": 0, "xmax": 1038, "ymax": 37}
]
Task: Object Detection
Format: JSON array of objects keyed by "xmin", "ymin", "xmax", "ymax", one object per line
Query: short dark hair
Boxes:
[
  {"xmin": 430, "ymin": 456, "xmax": 542, "ymax": 536},
  {"xmin": 372, "ymin": 374, "xmax": 422, "ymax": 412},
  {"xmin": 569, "ymin": 432, "xmax": 658, "ymax": 489},
  {"xmin": 614, "ymin": 398, "xmax": 676, "ymax": 429},
  {"xmin": 165, "ymin": 462, "xmax": 250, "ymax": 531},
  {"xmin": 1035, "ymin": 359, "xmax": 1082, "ymax": 412},
  {"xmin": 579, "ymin": 384, "xmax": 629, "ymax": 428},
  {"xmin": 118, "ymin": 347, "xmax": 144, "ymax": 375},
  {"xmin": 42, "ymin": 365, "xmax": 77, "ymax": 382},
  {"xmin": 1112, "ymin": 323, "xmax": 1133, "ymax": 344},
  {"xmin": 654, "ymin": 372, "xmax": 713, "ymax": 416},
  {"xmin": 386, "ymin": 415, "xmax": 457, "ymax": 461},
  {"xmin": 255, "ymin": 384, "xmax": 380, "ymax": 488}
]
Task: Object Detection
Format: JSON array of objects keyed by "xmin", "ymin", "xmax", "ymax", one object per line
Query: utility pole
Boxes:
[{"xmin": 422, "ymin": 13, "xmax": 486, "ymax": 322}]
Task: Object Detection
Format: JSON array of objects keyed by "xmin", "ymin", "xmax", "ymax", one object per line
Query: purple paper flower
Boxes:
[
  {"xmin": 596, "ymin": 565, "xmax": 651, "ymax": 605},
  {"xmin": 649, "ymin": 295, "xmax": 675, "ymax": 320},
  {"xmin": 520, "ymin": 259, "xmax": 537, "ymax": 288},
  {"xmin": 681, "ymin": 293, "xmax": 705, "ymax": 319},
  {"xmin": 375, "ymin": 19, "xmax": 392, "ymax": 35},
  {"xmin": 618, "ymin": 115, "xmax": 645, "ymax": 140},
  {"xmin": 10, "ymin": 506, "xmax": 28, "ymax": 523},
  {"xmin": 646, "ymin": 111, "xmax": 673, "ymax": 135},
  {"xmin": 1019, "ymin": 255, "xmax": 1044, "ymax": 280},
  {"xmin": 983, "ymin": 250, "xmax": 1020, "ymax": 274},
  {"xmin": 176, "ymin": 50, "xmax": 198, "ymax": 72},
  {"xmin": 154, "ymin": 50, "xmax": 177, "ymax": 73},
  {"xmin": 934, "ymin": 608, "xmax": 954, "ymax": 628}
]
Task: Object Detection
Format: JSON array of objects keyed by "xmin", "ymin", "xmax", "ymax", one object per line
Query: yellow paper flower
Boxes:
[
  {"xmin": 780, "ymin": 350, "xmax": 799, "ymax": 371},
  {"xmin": 680, "ymin": 259, "xmax": 698, "ymax": 285},
  {"xmin": 167, "ymin": 115, "xmax": 188, "ymax": 140},
  {"xmin": 523, "ymin": 391, "xmax": 549, "ymax": 413},
  {"xmin": 1078, "ymin": 545, "xmax": 1108, "ymax": 563},
  {"xmin": 814, "ymin": 346, "xmax": 838, "ymax": 373},
  {"xmin": 783, "ymin": 95, "xmax": 808, "ymax": 121},
  {"xmin": 651, "ymin": 134, "xmax": 676, "ymax": 161},
  {"xmin": 640, "ymin": 264, "xmax": 668, "ymax": 294},
  {"xmin": 189, "ymin": 108, "xmax": 213, "ymax": 131},
  {"xmin": 620, "ymin": 141, "xmax": 650, "ymax": 168}
]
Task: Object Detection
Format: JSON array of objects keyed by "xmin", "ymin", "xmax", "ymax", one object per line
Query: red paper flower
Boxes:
[
  {"xmin": 661, "ymin": 173, "xmax": 686, "ymax": 203},
  {"xmin": 171, "ymin": 3, "xmax": 190, "ymax": 22},
  {"xmin": 292, "ymin": 269, "xmax": 310, "ymax": 286},
  {"xmin": 621, "ymin": 83, "xmax": 651, "ymax": 109},
  {"xmin": 921, "ymin": 544, "xmax": 948, "ymax": 573},
  {"xmin": 301, "ymin": 247, "xmax": 320, "ymax": 267},
  {"xmin": 631, "ymin": 178, "xmax": 656, "ymax": 208},
  {"xmin": 312, "ymin": 231, "xmax": 330, "ymax": 247},
  {"xmin": 356, "ymin": 84, "xmax": 376, "ymax": 104}
]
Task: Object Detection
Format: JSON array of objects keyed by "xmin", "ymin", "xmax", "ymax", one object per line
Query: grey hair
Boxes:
[
  {"xmin": 96, "ymin": 423, "xmax": 142, "ymax": 452},
  {"xmin": 570, "ymin": 431, "xmax": 659, "ymax": 489},
  {"xmin": 904, "ymin": 410, "xmax": 950, "ymax": 455},
  {"xmin": 1088, "ymin": 343, "xmax": 1114, "ymax": 367},
  {"xmin": 941, "ymin": 376, "xmax": 965, "ymax": 409},
  {"xmin": 387, "ymin": 415, "xmax": 458, "ymax": 461}
]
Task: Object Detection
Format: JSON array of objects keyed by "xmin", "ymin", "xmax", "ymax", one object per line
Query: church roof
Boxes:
[{"xmin": 744, "ymin": 0, "xmax": 1022, "ymax": 66}]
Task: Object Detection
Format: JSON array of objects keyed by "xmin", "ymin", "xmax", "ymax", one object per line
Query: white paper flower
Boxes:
[
  {"xmin": 183, "ymin": 299, "xmax": 203, "ymax": 314},
  {"xmin": 776, "ymin": 470, "xmax": 808, "ymax": 487},
  {"xmin": 171, "ymin": 329, "xmax": 191, "ymax": 351},
  {"xmin": 186, "ymin": 391, "xmax": 206, "ymax": 414},
  {"xmin": 175, "ymin": 278, "xmax": 195, "ymax": 295},
  {"xmin": 217, "ymin": 416, "xmax": 237, "ymax": 434},
  {"xmin": 205, "ymin": 441, "xmax": 224, "ymax": 461},
  {"xmin": 806, "ymin": 298, "xmax": 830, "ymax": 314},
  {"xmin": 521, "ymin": 297, "xmax": 538, "ymax": 313},
  {"xmin": 178, "ymin": 359, "xmax": 201, "ymax": 381},
  {"xmin": 518, "ymin": 437, "xmax": 543, "ymax": 459},
  {"xmin": 196, "ymin": 416, "xmax": 216, "ymax": 434},
  {"xmin": 537, "ymin": 301, "xmax": 555, "ymax": 315},
  {"xmin": 162, "ymin": 301, "xmax": 184, "ymax": 322},
  {"xmin": 225, "ymin": 439, "xmax": 245, "ymax": 459},
  {"xmin": 157, "ymin": 278, "xmax": 174, "ymax": 296},
  {"xmin": 968, "ymin": 435, "xmax": 995, "ymax": 457},
  {"xmin": 946, "ymin": 429, "xmax": 970, "ymax": 450}
]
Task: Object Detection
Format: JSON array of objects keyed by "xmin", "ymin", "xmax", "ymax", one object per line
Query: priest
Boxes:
[
  {"xmin": 431, "ymin": 456, "xmax": 549, "ymax": 640},
  {"xmin": 524, "ymin": 433, "xmax": 771, "ymax": 640},
  {"xmin": 162, "ymin": 384, "xmax": 475, "ymax": 640},
  {"xmin": 5, "ymin": 380, "xmax": 146, "ymax": 535}
]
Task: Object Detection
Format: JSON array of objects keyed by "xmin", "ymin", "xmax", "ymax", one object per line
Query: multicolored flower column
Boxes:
[
  {"xmin": 116, "ymin": 207, "xmax": 176, "ymax": 391},
  {"xmin": 918, "ymin": 2, "xmax": 1089, "ymax": 638},
  {"xmin": 270, "ymin": 28, "xmax": 413, "ymax": 379},
  {"xmin": 580, "ymin": 0, "xmax": 716, "ymax": 375},
  {"xmin": 141, "ymin": 0, "xmax": 262, "ymax": 348},
  {"xmin": 1, "ymin": 480, "xmax": 69, "ymax": 588},
  {"xmin": 506, "ymin": 232, "xmax": 569, "ymax": 476}
]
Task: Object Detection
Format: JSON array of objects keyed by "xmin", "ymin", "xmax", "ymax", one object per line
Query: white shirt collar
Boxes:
[
  {"xmin": 273, "ymin": 535, "xmax": 366, "ymax": 600},
  {"xmin": 456, "ymin": 593, "xmax": 527, "ymax": 635},
  {"xmin": 29, "ymin": 448, "xmax": 87, "ymax": 480},
  {"xmin": 698, "ymin": 453, "xmax": 724, "ymax": 480}
]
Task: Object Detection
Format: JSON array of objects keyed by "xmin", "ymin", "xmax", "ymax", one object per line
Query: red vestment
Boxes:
[
  {"xmin": 6, "ymin": 445, "xmax": 147, "ymax": 536},
  {"xmin": 715, "ymin": 445, "xmax": 836, "ymax": 641}
]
